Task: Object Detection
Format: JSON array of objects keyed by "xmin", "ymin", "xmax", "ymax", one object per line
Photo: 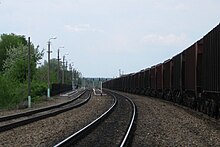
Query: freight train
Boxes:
[{"xmin": 103, "ymin": 24, "xmax": 220, "ymax": 119}]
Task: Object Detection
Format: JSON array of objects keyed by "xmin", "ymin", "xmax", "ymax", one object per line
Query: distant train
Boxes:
[{"xmin": 103, "ymin": 24, "xmax": 220, "ymax": 119}]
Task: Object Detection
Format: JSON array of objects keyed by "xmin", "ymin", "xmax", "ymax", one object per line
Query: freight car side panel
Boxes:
[
  {"xmin": 134, "ymin": 73, "xmax": 139, "ymax": 92},
  {"xmin": 144, "ymin": 69, "xmax": 150, "ymax": 90},
  {"xmin": 163, "ymin": 59, "xmax": 172, "ymax": 89},
  {"xmin": 138, "ymin": 72, "xmax": 142, "ymax": 91},
  {"xmin": 131, "ymin": 74, "xmax": 136, "ymax": 92},
  {"xmin": 172, "ymin": 54, "xmax": 183, "ymax": 91},
  {"xmin": 197, "ymin": 40, "xmax": 203, "ymax": 92},
  {"xmin": 156, "ymin": 64, "xmax": 163, "ymax": 90},
  {"xmin": 150, "ymin": 66, "xmax": 156, "ymax": 90},
  {"xmin": 203, "ymin": 24, "xmax": 220, "ymax": 92},
  {"xmin": 184, "ymin": 44, "xmax": 196, "ymax": 91},
  {"xmin": 140, "ymin": 70, "xmax": 145, "ymax": 92}
]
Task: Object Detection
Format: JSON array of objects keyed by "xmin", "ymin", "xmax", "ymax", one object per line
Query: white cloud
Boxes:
[
  {"xmin": 64, "ymin": 24, "xmax": 104, "ymax": 33},
  {"xmin": 141, "ymin": 33, "xmax": 187, "ymax": 45}
]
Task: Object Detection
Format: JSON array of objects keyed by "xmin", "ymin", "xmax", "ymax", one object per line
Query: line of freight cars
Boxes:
[{"xmin": 103, "ymin": 23, "xmax": 220, "ymax": 119}]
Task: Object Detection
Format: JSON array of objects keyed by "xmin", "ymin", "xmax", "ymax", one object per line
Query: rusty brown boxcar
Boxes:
[
  {"xmin": 150, "ymin": 66, "xmax": 156, "ymax": 96},
  {"xmin": 131, "ymin": 73, "xmax": 136, "ymax": 93},
  {"xmin": 139, "ymin": 70, "xmax": 145, "ymax": 94},
  {"xmin": 183, "ymin": 39, "xmax": 203, "ymax": 108},
  {"xmin": 128, "ymin": 73, "xmax": 134, "ymax": 93},
  {"xmin": 102, "ymin": 23, "xmax": 220, "ymax": 119},
  {"xmin": 125, "ymin": 73, "xmax": 132, "ymax": 92},
  {"xmin": 203, "ymin": 24, "xmax": 220, "ymax": 93},
  {"xmin": 129, "ymin": 74, "xmax": 133, "ymax": 93},
  {"xmin": 156, "ymin": 63, "xmax": 163, "ymax": 98},
  {"xmin": 163, "ymin": 59, "xmax": 172, "ymax": 100},
  {"xmin": 133, "ymin": 72, "xmax": 139, "ymax": 93},
  {"xmin": 144, "ymin": 68, "xmax": 151, "ymax": 95},
  {"xmin": 172, "ymin": 53, "xmax": 184, "ymax": 103},
  {"xmin": 202, "ymin": 24, "xmax": 220, "ymax": 117},
  {"xmin": 137, "ymin": 71, "xmax": 142, "ymax": 94},
  {"xmin": 121, "ymin": 75, "xmax": 126, "ymax": 92}
]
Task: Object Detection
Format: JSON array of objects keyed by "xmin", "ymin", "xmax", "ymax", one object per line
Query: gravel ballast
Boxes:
[
  {"xmin": 0, "ymin": 93, "xmax": 114, "ymax": 146},
  {"xmin": 121, "ymin": 92, "xmax": 220, "ymax": 146},
  {"xmin": 1, "ymin": 90, "xmax": 220, "ymax": 146},
  {"xmin": 74, "ymin": 93, "xmax": 132, "ymax": 146}
]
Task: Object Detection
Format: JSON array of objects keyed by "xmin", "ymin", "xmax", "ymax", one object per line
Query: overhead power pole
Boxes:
[
  {"xmin": 28, "ymin": 37, "xmax": 31, "ymax": 108},
  {"xmin": 57, "ymin": 46, "xmax": 64, "ymax": 84},
  {"xmin": 62, "ymin": 55, "xmax": 65, "ymax": 84},
  {"xmin": 47, "ymin": 37, "xmax": 56, "ymax": 98},
  {"xmin": 47, "ymin": 41, "xmax": 51, "ymax": 98},
  {"xmin": 66, "ymin": 61, "xmax": 68, "ymax": 84},
  {"xmin": 57, "ymin": 49, "xmax": 60, "ymax": 83}
]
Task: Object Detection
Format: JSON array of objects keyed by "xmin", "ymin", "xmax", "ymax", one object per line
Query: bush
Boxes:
[
  {"xmin": 31, "ymin": 81, "xmax": 47, "ymax": 102},
  {"xmin": 0, "ymin": 75, "xmax": 23, "ymax": 108},
  {"xmin": 0, "ymin": 75, "xmax": 47, "ymax": 108},
  {"xmin": 0, "ymin": 75, "xmax": 11, "ymax": 108}
]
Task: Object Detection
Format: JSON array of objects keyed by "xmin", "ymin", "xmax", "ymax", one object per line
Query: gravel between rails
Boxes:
[
  {"xmin": 0, "ymin": 93, "xmax": 114, "ymax": 147},
  {"xmin": 119, "ymin": 92, "xmax": 220, "ymax": 147},
  {"xmin": 74, "ymin": 93, "xmax": 132, "ymax": 146}
]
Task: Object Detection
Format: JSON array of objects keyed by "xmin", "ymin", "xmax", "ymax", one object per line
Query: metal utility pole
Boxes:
[
  {"xmin": 83, "ymin": 78, "xmax": 85, "ymax": 90},
  {"xmin": 47, "ymin": 41, "xmax": 51, "ymax": 98},
  {"xmin": 62, "ymin": 55, "xmax": 65, "ymax": 84},
  {"xmin": 66, "ymin": 60, "xmax": 68, "ymax": 84},
  {"xmin": 57, "ymin": 49, "xmax": 60, "ymax": 83},
  {"xmin": 74, "ymin": 70, "xmax": 76, "ymax": 88},
  {"xmin": 57, "ymin": 47, "xmax": 64, "ymax": 83},
  {"xmin": 100, "ymin": 81, "xmax": 103, "ymax": 96},
  {"xmin": 28, "ymin": 37, "xmax": 31, "ymax": 108},
  {"xmin": 69, "ymin": 63, "xmax": 73, "ymax": 90},
  {"xmin": 47, "ymin": 37, "xmax": 56, "ymax": 98}
]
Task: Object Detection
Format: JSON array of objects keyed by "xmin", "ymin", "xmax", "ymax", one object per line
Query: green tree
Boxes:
[
  {"xmin": 0, "ymin": 33, "xmax": 49, "ymax": 108},
  {"xmin": 0, "ymin": 34, "xmax": 27, "ymax": 72},
  {"xmin": 73, "ymin": 69, "xmax": 82, "ymax": 87},
  {"xmin": 35, "ymin": 58, "xmax": 82, "ymax": 86},
  {"xmin": 3, "ymin": 43, "xmax": 43, "ymax": 83},
  {"xmin": 34, "ymin": 59, "xmax": 62, "ymax": 84}
]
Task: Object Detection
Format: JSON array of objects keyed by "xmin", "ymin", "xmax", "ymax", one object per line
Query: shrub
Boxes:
[
  {"xmin": 31, "ymin": 81, "xmax": 47, "ymax": 102},
  {"xmin": 0, "ymin": 75, "xmax": 22, "ymax": 108}
]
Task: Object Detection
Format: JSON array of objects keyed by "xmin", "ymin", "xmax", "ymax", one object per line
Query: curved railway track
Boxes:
[
  {"xmin": 0, "ymin": 90, "xmax": 91, "ymax": 133},
  {"xmin": 54, "ymin": 90, "xmax": 136, "ymax": 147}
]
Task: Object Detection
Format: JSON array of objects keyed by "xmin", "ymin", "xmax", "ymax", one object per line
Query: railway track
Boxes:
[
  {"xmin": 54, "ymin": 90, "xmax": 136, "ymax": 147},
  {"xmin": 0, "ymin": 90, "xmax": 91, "ymax": 133}
]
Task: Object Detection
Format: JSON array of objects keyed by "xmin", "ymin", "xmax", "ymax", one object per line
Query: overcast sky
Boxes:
[{"xmin": 0, "ymin": 0, "xmax": 219, "ymax": 78}]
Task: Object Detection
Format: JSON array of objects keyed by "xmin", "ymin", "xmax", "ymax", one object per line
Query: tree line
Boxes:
[{"xmin": 0, "ymin": 33, "xmax": 82, "ymax": 108}]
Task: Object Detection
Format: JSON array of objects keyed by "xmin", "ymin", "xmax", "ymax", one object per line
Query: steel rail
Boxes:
[
  {"xmin": 54, "ymin": 92, "xmax": 117, "ymax": 147},
  {"xmin": 54, "ymin": 90, "xmax": 136, "ymax": 147},
  {"xmin": 0, "ymin": 90, "xmax": 91, "ymax": 133},
  {"xmin": 102, "ymin": 89, "xmax": 137, "ymax": 147},
  {"xmin": 119, "ymin": 93, "xmax": 136, "ymax": 147},
  {"xmin": 0, "ymin": 90, "xmax": 86, "ymax": 122}
]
